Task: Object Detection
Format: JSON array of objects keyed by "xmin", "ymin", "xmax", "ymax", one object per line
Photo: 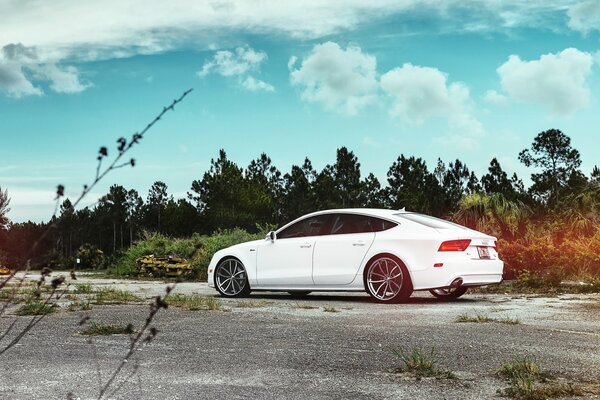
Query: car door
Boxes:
[
  {"xmin": 256, "ymin": 214, "xmax": 331, "ymax": 287},
  {"xmin": 312, "ymin": 213, "xmax": 376, "ymax": 285}
]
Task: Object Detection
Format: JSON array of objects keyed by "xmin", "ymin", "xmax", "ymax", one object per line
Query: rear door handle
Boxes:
[
  {"xmin": 353, "ymin": 241, "xmax": 365, "ymax": 246},
  {"xmin": 300, "ymin": 243, "xmax": 312, "ymax": 248}
]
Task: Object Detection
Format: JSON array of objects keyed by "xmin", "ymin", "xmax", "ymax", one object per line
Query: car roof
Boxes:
[{"xmin": 302, "ymin": 208, "xmax": 407, "ymax": 222}]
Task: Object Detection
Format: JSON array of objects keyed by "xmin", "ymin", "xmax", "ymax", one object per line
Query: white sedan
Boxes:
[{"xmin": 207, "ymin": 209, "xmax": 503, "ymax": 303}]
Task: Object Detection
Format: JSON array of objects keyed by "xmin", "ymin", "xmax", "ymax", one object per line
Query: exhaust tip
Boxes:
[{"xmin": 451, "ymin": 278, "xmax": 463, "ymax": 288}]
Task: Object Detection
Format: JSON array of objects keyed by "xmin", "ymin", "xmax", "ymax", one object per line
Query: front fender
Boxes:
[{"xmin": 207, "ymin": 247, "xmax": 258, "ymax": 288}]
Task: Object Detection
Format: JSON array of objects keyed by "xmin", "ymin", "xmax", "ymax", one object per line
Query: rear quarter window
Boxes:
[{"xmin": 369, "ymin": 217, "xmax": 397, "ymax": 232}]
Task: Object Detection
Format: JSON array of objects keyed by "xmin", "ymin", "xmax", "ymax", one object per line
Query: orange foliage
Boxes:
[{"xmin": 499, "ymin": 227, "xmax": 600, "ymax": 279}]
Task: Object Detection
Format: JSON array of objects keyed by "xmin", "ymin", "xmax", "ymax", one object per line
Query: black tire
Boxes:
[
  {"xmin": 429, "ymin": 287, "xmax": 468, "ymax": 300},
  {"xmin": 363, "ymin": 254, "xmax": 413, "ymax": 303},
  {"xmin": 288, "ymin": 291, "xmax": 312, "ymax": 297},
  {"xmin": 214, "ymin": 257, "xmax": 251, "ymax": 298}
]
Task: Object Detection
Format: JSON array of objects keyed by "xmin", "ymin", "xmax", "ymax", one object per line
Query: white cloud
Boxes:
[
  {"xmin": 198, "ymin": 46, "xmax": 274, "ymax": 92},
  {"xmin": 242, "ymin": 76, "xmax": 274, "ymax": 92},
  {"xmin": 483, "ymin": 89, "xmax": 508, "ymax": 105},
  {"xmin": 380, "ymin": 63, "xmax": 484, "ymax": 150},
  {"xmin": 568, "ymin": 0, "xmax": 600, "ymax": 34},
  {"xmin": 35, "ymin": 64, "xmax": 91, "ymax": 93},
  {"xmin": 198, "ymin": 46, "xmax": 267, "ymax": 77},
  {"xmin": 0, "ymin": 1, "xmax": 578, "ymax": 61},
  {"xmin": 496, "ymin": 48, "xmax": 593, "ymax": 115},
  {"xmin": 287, "ymin": 56, "xmax": 298, "ymax": 70},
  {"xmin": 290, "ymin": 42, "xmax": 378, "ymax": 115},
  {"xmin": 0, "ymin": 44, "xmax": 43, "ymax": 97},
  {"xmin": 437, "ymin": 112, "xmax": 485, "ymax": 151},
  {"xmin": 0, "ymin": 43, "xmax": 90, "ymax": 97},
  {"xmin": 0, "ymin": 1, "xmax": 583, "ymax": 99},
  {"xmin": 380, "ymin": 63, "xmax": 469, "ymax": 123}
]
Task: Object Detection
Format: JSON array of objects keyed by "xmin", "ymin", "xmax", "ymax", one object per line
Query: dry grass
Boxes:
[
  {"xmin": 235, "ymin": 300, "xmax": 271, "ymax": 308},
  {"xmin": 81, "ymin": 322, "xmax": 133, "ymax": 336},
  {"xmin": 167, "ymin": 294, "xmax": 222, "ymax": 311},
  {"xmin": 291, "ymin": 303, "xmax": 318, "ymax": 310},
  {"xmin": 496, "ymin": 357, "xmax": 587, "ymax": 399},
  {"xmin": 93, "ymin": 288, "xmax": 141, "ymax": 305},
  {"xmin": 389, "ymin": 347, "xmax": 456, "ymax": 380},
  {"xmin": 15, "ymin": 301, "xmax": 57, "ymax": 316},
  {"xmin": 456, "ymin": 313, "xmax": 521, "ymax": 325}
]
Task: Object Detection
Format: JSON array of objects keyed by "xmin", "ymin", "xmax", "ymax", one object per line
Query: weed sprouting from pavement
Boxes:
[
  {"xmin": 167, "ymin": 294, "xmax": 222, "ymax": 311},
  {"xmin": 323, "ymin": 306, "xmax": 340, "ymax": 313},
  {"xmin": 292, "ymin": 303, "xmax": 318, "ymax": 310},
  {"xmin": 456, "ymin": 313, "xmax": 521, "ymax": 325},
  {"xmin": 496, "ymin": 357, "xmax": 585, "ymax": 399},
  {"xmin": 390, "ymin": 347, "xmax": 457, "ymax": 380},
  {"xmin": 456, "ymin": 313, "xmax": 494, "ymax": 323},
  {"xmin": 94, "ymin": 288, "xmax": 140, "ymax": 304},
  {"xmin": 15, "ymin": 301, "xmax": 57, "ymax": 316},
  {"xmin": 497, "ymin": 316, "xmax": 521, "ymax": 325},
  {"xmin": 74, "ymin": 283, "xmax": 94, "ymax": 294},
  {"xmin": 81, "ymin": 322, "xmax": 134, "ymax": 336}
]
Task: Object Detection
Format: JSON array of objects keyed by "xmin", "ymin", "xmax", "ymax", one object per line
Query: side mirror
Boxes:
[{"xmin": 266, "ymin": 231, "xmax": 276, "ymax": 242}]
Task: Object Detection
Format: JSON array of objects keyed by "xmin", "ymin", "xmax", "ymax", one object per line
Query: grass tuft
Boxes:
[
  {"xmin": 94, "ymin": 288, "xmax": 140, "ymax": 304},
  {"xmin": 73, "ymin": 283, "xmax": 93, "ymax": 294},
  {"xmin": 456, "ymin": 313, "xmax": 521, "ymax": 325},
  {"xmin": 323, "ymin": 306, "xmax": 340, "ymax": 313},
  {"xmin": 15, "ymin": 301, "xmax": 57, "ymax": 316},
  {"xmin": 456, "ymin": 313, "xmax": 494, "ymax": 323},
  {"xmin": 496, "ymin": 357, "xmax": 584, "ymax": 399},
  {"xmin": 81, "ymin": 322, "xmax": 134, "ymax": 336},
  {"xmin": 390, "ymin": 347, "xmax": 456, "ymax": 380},
  {"xmin": 292, "ymin": 303, "xmax": 318, "ymax": 310},
  {"xmin": 167, "ymin": 294, "xmax": 222, "ymax": 311}
]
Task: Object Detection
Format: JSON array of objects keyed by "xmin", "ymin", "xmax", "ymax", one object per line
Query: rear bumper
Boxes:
[{"xmin": 411, "ymin": 259, "xmax": 504, "ymax": 290}]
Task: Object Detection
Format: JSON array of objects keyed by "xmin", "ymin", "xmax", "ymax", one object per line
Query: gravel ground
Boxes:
[{"xmin": 1, "ymin": 274, "xmax": 599, "ymax": 400}]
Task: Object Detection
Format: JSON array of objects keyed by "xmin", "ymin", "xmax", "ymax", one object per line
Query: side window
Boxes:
[
  {"xmin": 369, "ymin": 216, "xmax": 397, "ymax": 232},
  {"xmin": 330, "ymin": 214, "xmax": 374, "ymax": 235},
  {"xmin": 277, "ymin": 215, "xmax": 331, "ymax": 239}
]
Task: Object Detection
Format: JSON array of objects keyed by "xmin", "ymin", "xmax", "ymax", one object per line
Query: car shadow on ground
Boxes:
[{"xmin": 233, "ymin": 292, "xmax": 481, "ymax": 305}]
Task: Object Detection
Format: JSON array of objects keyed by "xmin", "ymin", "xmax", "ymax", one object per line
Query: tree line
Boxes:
[{"xmin": 0, "ymin": 129, "xmax": 598, "ymax": 268}]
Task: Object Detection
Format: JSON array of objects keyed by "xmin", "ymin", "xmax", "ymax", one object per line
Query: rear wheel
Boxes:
[
  {"xmin": 429, "ymin": 287, "xmax": 468, "ymax": 300},
  {"xmin": 364, "ymin": 255, "xmax": 412, "ymax": 303},
  {"xmin": 288, "ymin": 291, "xmax": 311, "ymax": 297},
  {"xmin": 215, "ymin": 258, "xmax": 251, "ymax": 298}
]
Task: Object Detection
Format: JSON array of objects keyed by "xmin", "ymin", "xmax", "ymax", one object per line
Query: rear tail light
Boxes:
[{"xmin": 438, "ymin": 239, "xmax": 471, "ymax": 252}]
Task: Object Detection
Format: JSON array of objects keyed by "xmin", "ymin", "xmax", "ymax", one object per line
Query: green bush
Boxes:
[
  {"xmin": 109, "ymin": 228, "xmax": 262, "ymax": 280},
  {"xmin": 76, "ymin": 244, "xmax": 105, "ymax": 269}
]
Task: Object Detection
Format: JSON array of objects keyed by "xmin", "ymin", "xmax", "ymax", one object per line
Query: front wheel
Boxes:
[
  {"xmin": 215, "ymin": 258, "xmax": 251, "ymax": 297},
  {"xmin": 364, "ymin": 255, "xmax": 412, "ymax": 303},
  {"xmin": 429, "ymin": 287, "xmax": 468, "ymax": 300}
]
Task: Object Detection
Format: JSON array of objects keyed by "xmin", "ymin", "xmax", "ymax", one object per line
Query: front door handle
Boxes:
[
  {"xmin": 353, "ymin": 241, "xmax": 365, "ymax": 246},
  {"xmin": 300, "ymin": 243, "xmax": 312, "ymax": 248}
]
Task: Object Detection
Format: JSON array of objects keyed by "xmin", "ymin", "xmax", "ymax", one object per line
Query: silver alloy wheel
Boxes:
[
  {"xmin": 367, "ymin": 257, "xmax": 404, "ymax": 301},
  {"xmin": 215, "ymin": 259, "xmax": 247, "ymax": 296}
]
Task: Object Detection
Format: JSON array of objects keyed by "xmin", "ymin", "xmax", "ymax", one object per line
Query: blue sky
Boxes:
[{"xmin": 1, "ymin": 1, "xmax": 600, "ymax": 222}]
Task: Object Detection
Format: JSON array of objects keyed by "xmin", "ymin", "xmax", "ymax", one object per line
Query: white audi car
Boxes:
[{"xmin": 207, "ymin": 209, "xmax": 503, "ymax": 303}]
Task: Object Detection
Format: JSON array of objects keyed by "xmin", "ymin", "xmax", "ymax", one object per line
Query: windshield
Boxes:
[{"xmin": 394, "ymin": 213, "xmax": 469, "ymax": 230}]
